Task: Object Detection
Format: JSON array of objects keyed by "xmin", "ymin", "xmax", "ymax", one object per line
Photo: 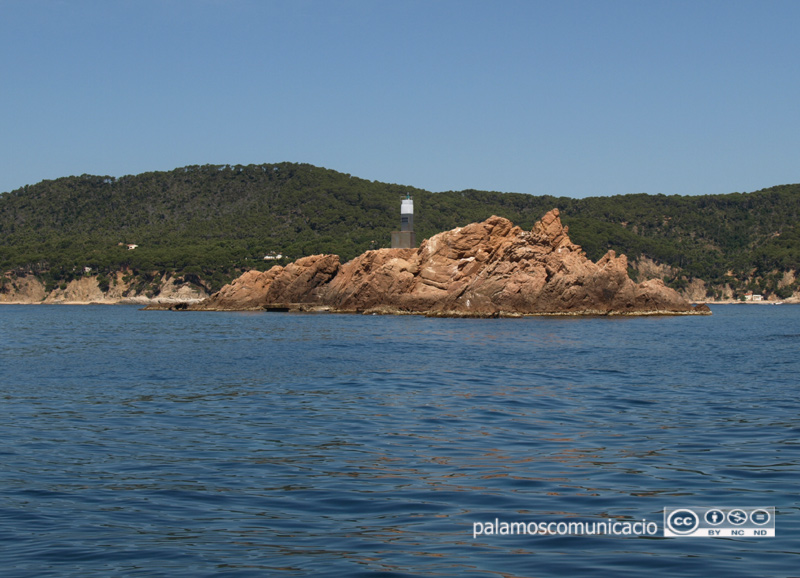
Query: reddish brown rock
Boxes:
[
  {"xmin": 186, "ymin": 209, "xmax": 709, "ymax": 316},
  {"xmin": 193, "ymin": 268, "xmax": 280, "ymax": 310},
  {"xmin": 192, "ymin": 254, "xmax": 340, "ymax": 311}
]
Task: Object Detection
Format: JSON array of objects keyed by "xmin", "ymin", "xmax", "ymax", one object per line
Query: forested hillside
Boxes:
[{"xmin": 1, "ymin": 162, "xmax": 799, "ymax": 298}]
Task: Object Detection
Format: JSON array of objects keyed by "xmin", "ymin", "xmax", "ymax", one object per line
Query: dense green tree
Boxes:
[{"xmin": 1, "ymin": 163, "xmax": 799, "ymax": 296}]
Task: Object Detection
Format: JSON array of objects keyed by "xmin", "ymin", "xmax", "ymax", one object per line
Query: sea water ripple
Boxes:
[{"xmin": 0, "ymin": 305, "xmax": 798, "ymax": 576}]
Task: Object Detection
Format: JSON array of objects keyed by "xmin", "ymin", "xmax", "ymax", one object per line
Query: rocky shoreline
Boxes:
[
  {"xmin": 0, "ymin": 271, "xmax": 208, "ymax": 305},
  {"xmin": 147, "ymin": 210, "xmax": 711, "ymax": 317},
  {"xmin": 146, "ymin": 303, "xmax": 711, "ymax": 317},
  {"xmin": 3, "ymin": 298, "xmax": 780, "ymax": 309}
]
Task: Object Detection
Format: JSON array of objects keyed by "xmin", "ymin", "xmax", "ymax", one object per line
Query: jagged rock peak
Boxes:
[{"xmin": 173, "ymin": 209, "xmax": 709, "ymax": 317}]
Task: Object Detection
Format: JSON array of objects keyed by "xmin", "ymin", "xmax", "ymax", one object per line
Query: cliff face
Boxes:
[
  {"xmin": 194, "ymin": 255, "xmax": 340, "ymax": 311},
  {"xmin": 0, "ymin": 272, "xmax": 209, "ymax": 304},
  {"xmin": 189, "ymin": 210, "xmax": 707, "ymax": 316}
]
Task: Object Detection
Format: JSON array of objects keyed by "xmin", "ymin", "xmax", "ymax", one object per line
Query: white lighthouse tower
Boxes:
[{"xmin": 391, "ymin": 194, "xmax": 416, "ymax": 248}]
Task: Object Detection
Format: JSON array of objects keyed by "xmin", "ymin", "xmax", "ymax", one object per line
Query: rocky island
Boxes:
[{"xmin": 153, "ymin": 209, "xmax": 709, "ymax": 316}]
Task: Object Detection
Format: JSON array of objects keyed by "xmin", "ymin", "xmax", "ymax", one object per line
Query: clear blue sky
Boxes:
[{"xmin": 1, "ymin": 0, "xmax": 798, "ymax": 197}]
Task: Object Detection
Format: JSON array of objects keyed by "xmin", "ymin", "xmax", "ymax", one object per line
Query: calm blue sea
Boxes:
[{"xmin": 1, "ymin": 304, "xmax": 798, "ymax": 577}]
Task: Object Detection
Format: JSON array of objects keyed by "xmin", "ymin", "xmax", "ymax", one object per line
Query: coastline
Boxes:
[
  {"xmin": 143, "ymin": 301, "xmax": 713, "ymax": 316},
  {"xmin": 698, "ymin": 299, "xmax": 796, "ymax": 305},
  {"xmin": 0, "ymin": 271, "xmax": 209, "ymax": 306},
  {"xmin": 0, "ymin": 297, "xmax": 205, "ymax": 306},
  {"xmin": 1, "ymin": 296, "xmax": 793, "ymax": 309}
]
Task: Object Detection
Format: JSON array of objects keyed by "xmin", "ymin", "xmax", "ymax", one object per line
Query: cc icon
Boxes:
[{"xmin": 667, "ymin": 509, "xmax": 699, "ymax": 535}]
